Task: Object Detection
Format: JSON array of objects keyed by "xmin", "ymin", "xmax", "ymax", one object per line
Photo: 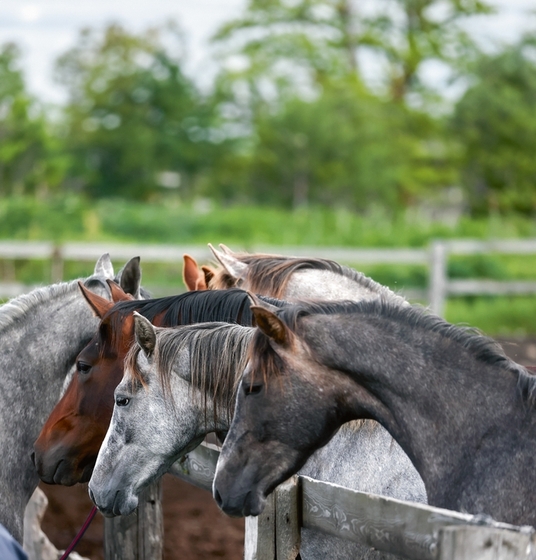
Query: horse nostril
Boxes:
[{"xmin": 30, "ymin": 452, "xmax": 36, "ymax": 466}]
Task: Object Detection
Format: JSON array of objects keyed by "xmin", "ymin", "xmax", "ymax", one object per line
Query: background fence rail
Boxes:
[{"xmin": 2, "ymin": 239, "xmax": 536, "ymax": 316}]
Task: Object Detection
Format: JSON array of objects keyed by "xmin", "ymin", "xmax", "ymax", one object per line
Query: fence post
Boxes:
[
  {"xmin": 438, "ymin": 525, "xmax": 534, "ymax": 560},
  {"xmin": 244, "ymin": 493, "xmax": 276, "ymax": 560},
  {"xmin": 429, "ymin": 240, "xmax": 447, "ymax": 317},
  {"xmin": 275, "ymin": 476, "xmax": 300, "ymax": 560},
  {"xmin": 104, "ymin": 479, "xmax": 163, "ymax": 560},
  {"xmin": 51, "ymin": 245, "xmax": 64, "ymax": 283}
]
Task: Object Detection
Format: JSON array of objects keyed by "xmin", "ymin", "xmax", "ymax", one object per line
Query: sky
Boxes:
[{"xmin": 0, "ymin": 0, "xmax": 535, "ymax": 105}]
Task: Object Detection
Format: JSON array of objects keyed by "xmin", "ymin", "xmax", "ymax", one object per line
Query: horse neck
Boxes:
[
  {"xmin": 283, "ymin": 269, "xmax": 407, "ymax": 304},
  {"xmin": 306, "ymin": 312, "xmax": 535, "ymax": 517},
  {"xmin": 0, "ymin": 282, "xmax": 102, "ymax": 498}
]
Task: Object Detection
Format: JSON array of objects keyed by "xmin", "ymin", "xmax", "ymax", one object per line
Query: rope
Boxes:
[{"xmin": 58, "ymin": 506, "xmax": 98, "ymax": 560}]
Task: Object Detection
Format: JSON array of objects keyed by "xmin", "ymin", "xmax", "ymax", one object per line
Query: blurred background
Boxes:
[
  {"xmin": 1, "ymin": 0, "xmax": 536, "ymax": 335},
  {"xmin": 2, "ymin": 1, "xmax": 536, "ymax": 558}
]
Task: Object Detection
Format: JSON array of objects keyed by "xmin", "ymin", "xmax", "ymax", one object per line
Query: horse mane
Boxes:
[
  {"xmin": 0, "ymin": 277, "xmax": 108, "ymax": 334},
  {"xmin": 250, "ymin": 298, "xmax": 536, "ymax": 403},
  {"xmin": 209, "ymin": 253, "xmax": 401, "ymax": 301},
  {"xmin": 126, "ymin": 322, "xmax": 254, "ymax": 425},
  {"xmin": 100, "ymin": 288, "xmax": 284, "ymax": 358}
]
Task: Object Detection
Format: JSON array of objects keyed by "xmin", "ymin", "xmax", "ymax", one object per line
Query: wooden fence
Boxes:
[
  {"xmin": 3, "ymin": 240, "xmax": 536, "ymax": 558},
  {"xmin": 173, "ymin": 443, "xmax": 536, "ymax": 560},
  {"xmin": 2, "ymin": 239, "xmax": 536, "ymax": 316}
]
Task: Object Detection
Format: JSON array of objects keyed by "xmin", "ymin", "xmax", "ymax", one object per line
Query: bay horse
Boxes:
[
  {"xmin": 213, "ymin": 297, "xmax": 536, "ymax": 527},
  {"xmin": 33, "ymin": 288, "xmax": 283, "ymax": 486},
  {"xmin": 89, "ymin": 315, "xmax": 424, "ymax": 560},
  {"xmin": 183, "ymin": 244, "xmax": 408, "ymax": 304},
  {"xmin": 0, "ymin": 254, "xmax": 143, "ymax": 543}
]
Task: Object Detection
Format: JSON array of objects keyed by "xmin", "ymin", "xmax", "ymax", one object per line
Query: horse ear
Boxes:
[
  {"xmin": 94, "ymin": 253, "xmax": 114, "ymax": 279},
  {"xmin": 247, "ymin": 292, "xmax": 280, "ymax": 313},
  {"xmin": 133, "ymin": 312, "xmax": 156, "ymax": 356},
  {"xmin": 106, "ymin": 279, "xmax": 133, "ymax": 302},
  {"xmin": 251, "ymin": 306, "xmax": 289, "ymax": 347},
  {"xmin": 218, "ymin": 243, "xmax": 234, "ymax": 255},
  {"xmin": 183, "ymin": 254, "xmax": 208, "ymax": 291},
  {"xmin": 116, "ymin": 257, "xmax": 141, "ymax": 298},
  {"xmin": 208, "ymin": 243, "xmax": 247, "ymax": 280},
  {"xmin": 201, "ymin": 265, "xmax": 215, "ymax": 286},
  {"xmin": 78, "ymin": 281, "xmax": 114, "ymax": 318}
]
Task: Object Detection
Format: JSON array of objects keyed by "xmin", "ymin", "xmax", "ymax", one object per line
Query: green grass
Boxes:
[{"xmin": 1, "ymin": 195, "xmax": 536, "ymax": 334}]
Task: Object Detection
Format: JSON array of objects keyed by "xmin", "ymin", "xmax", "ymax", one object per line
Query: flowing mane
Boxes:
[
  {"xmin": 209, "ymin": 253, "xmax": 401, "ymax": 301},
  {"xmin": 0, "ymin": 277, "xmax": 107, "ymax": 334},
  {"xmin": 100, "ymin": 288, "xmax": 284, "ymax": 351},
  {"xmin": 250, "ymin": 298, "xmax": 536, "ymax": 401},
  {"xmin": 126, "ymin": 322, "xmax": 253, "ymax": 424}
]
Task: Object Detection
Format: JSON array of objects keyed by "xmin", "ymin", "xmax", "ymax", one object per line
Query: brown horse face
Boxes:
[{"xmin": 33, "ymin": 313, "xmax": 136, "ymax": 485}]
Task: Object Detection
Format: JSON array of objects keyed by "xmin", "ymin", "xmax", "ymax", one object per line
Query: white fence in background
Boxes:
[{"xmin": 1, "ymin": 239, "xmax": 536, "ymax": 316}]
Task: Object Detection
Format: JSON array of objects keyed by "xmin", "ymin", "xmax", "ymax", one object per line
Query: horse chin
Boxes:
[{"xmin": 89, "ymin": 485, "xmax": 139, "ymax": 518}]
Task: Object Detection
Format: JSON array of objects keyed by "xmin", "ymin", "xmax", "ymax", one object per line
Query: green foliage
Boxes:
[
  {"xmin": 57, "ymin": 23, "xmax": 226, "ymax": 200},
  {"xmin": 0, "ymin": 43, "xmax": 64, "ymax": 196},
  {"xmin": 452, "ymin": 37, "xmax": 536, "ymax": 215}
]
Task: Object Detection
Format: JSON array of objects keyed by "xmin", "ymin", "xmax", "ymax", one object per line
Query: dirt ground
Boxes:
[{"xmin": 39, "ymin": 336, "xmax": 536, "ymax": 560}]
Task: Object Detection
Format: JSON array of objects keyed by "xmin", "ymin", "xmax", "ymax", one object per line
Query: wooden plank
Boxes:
[
  {"xmin": 447, "ymin": 280, "xmax": 536, "ymax": 296},
  {"xmin": 168, "ymin": 442, "xmax": 219, "ymax": 492},
  {"xmin": 244, "ymin": 494, "xmax": 276, "ymax": 560},
  {"xmin": 429, "ymin": 241, "xmax": 447, "ymax": 316},
  {"xmin": 300, "ymin": 476, "xmax": 534, "ymax": 560},
  {"xmin": 438, "ymin": 525, "xmax": 535, "ymax": 560},
  {"xmin": 275, "ymin": 476, "xmax": 300, "ymax": 560},
  {"xmin": 104, "ymin": 480, "xmax": 163, "ymax": 560},
  {"xmin": 446, "ymin": 239, "xmax": 536, "ymax": 255}
]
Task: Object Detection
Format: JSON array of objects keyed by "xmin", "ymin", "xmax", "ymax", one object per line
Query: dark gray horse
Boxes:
[
  {"xmin": 0, "ymin": 254, "xmax": 143, "ymax": 542},
  {"xmin": 214, "ymin": 297, "xmax": 536, "ymax": 528}
]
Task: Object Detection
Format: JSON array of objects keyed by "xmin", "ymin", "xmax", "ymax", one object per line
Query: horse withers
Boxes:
[{"xmin": 213, "ymin": 297, "xmax": 536, "ymax": 528}]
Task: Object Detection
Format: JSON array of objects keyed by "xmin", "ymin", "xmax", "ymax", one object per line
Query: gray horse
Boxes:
[
  {"xmin": 0, "ymin": 254, "xmax": 143, "ymax": 543},
  {"xmin": 89, "ymin": 313, "xmax": 425, "ymax": 560}
]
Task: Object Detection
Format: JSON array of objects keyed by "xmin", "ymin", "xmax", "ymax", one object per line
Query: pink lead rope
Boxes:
[{"xmin": 58, "ymin": 506, "xmax": 98, "ymax": 560}]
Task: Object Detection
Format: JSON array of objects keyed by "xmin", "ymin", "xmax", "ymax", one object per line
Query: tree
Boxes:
[
  {"xmin": 452, "ymin": 37, "xmax": 536, "ymax": 215},
  {"xmin": 56, "ymin": 23, "xmax": 224, "ymax": 200},
  {"xmin": 0, "ymin": 43, "xmax": 61, "ymax": 196}
]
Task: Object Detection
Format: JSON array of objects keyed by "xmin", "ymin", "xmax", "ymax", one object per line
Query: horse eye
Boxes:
[
  {"xmin": 77, "ymin": 361, "xmax": 91, "ymax": 374},
  {"xmin": 243, "ymin": 383, "xmax": 263, "ymax": 396},
  {"xmin": 116, "ymin": 397, "xmax": 130, "ymax": 407}
]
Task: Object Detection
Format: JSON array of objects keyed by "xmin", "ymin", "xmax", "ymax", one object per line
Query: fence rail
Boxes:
[
  {"xmin": 2, "ymin": 240, "xmax": 536, "ymax": 316},
  {"xmin": 173, "ymin": 443, "xmax": 536, "ymax": 560}
]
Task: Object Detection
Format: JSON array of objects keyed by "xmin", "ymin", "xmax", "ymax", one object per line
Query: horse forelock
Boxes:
[
  {"xmin": 209, "ymin": 253, "xmax": 402, "ymax": 301},
  {"xmin": 152, "ymin": 323, "xmax": 254, "ymax": 425}
]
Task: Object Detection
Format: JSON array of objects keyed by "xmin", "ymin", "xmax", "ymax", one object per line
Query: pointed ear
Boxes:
[
  {"xmin": 133, "ymin": 312, "xmax": 156, "ymax": 356},
  {"xmin": 247, "ymin": 292, "xmax": 281, "ymax": 314},
  {"xmin": 94, "ymin": 253, "xmax": 114, "ymax": 279},
  {"xmin": 201, "ymin": 265, "xmax": 215, "ymax": 287},
  {"xmin": 208, "ymin": 243, "xmax": 248, "ymax": 280},
  {"xmin": 218, "ymin": 243, "xmax": 234, "ymax": 255},
  {"xmin": 116, "ymin": 257, "xmax": 141, "ymax": 298},
  {"xmin": 251, "ymin": 306, "xmax": 289, "ymax": 346},
  {"xmin": 106, "ymin": 279, "xmax": 133, "ymax": 302},
  {"xmin": 78, "ymin": 281, "xmax": 114, "ymax": 318},
  {"xmin": 183, "ymin": 254, "xmax": 208, "ymax": 291}
]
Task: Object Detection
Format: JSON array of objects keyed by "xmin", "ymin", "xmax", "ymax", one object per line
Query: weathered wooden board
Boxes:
[{"xmin": 301, "ymin": 476, "xmax": 535, "ymax": 560}]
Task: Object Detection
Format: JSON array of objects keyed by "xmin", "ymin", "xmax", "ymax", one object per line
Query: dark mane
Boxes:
[
  {"xmin": 251, "ymin": 298, "xmax": 536, "ymax": 402},
  {"xmin": 126, "ymin": 323, "xmax": 254, "ymax": 425},
  {"xmin": 210, "ymin": 253, "xmax": 400, "ymax": 301},
  {"xmin": 100, "ymin": 288, "xmax": 285, "ymax": 350}
]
